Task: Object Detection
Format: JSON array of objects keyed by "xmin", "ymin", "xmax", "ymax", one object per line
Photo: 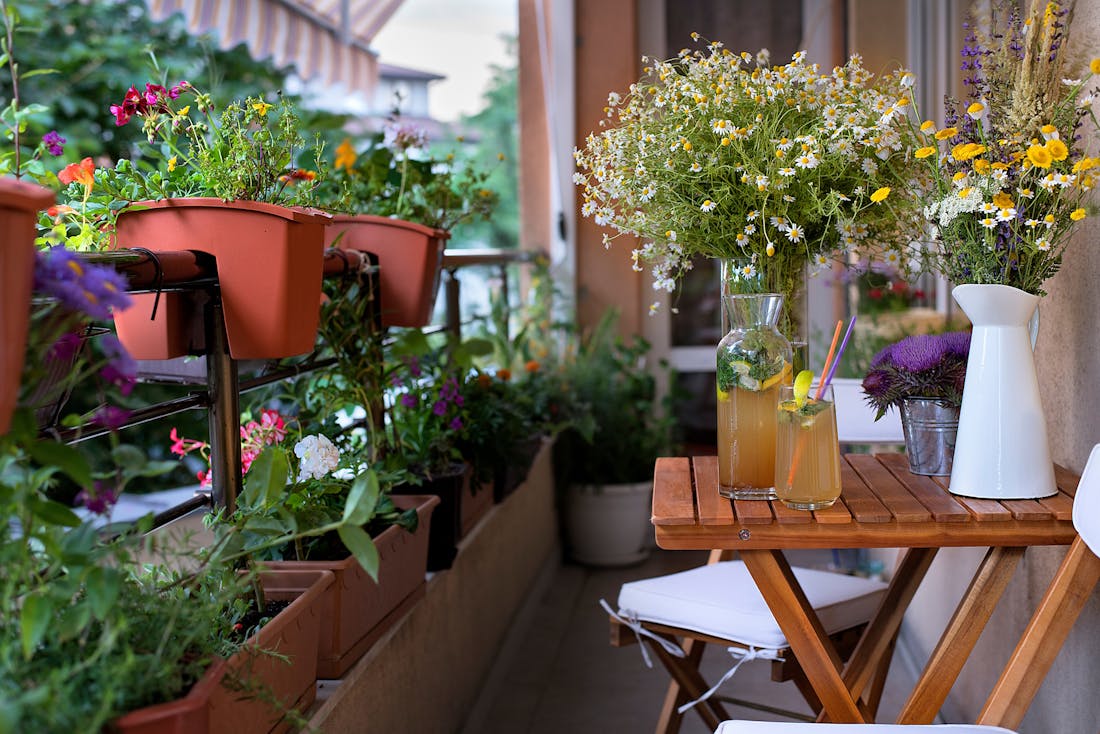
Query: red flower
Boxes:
[{"xmin": 58, "ymin": 157, "xmax": 95, "ymax": 189}]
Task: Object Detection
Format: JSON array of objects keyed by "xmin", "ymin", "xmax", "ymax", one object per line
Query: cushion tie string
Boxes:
[
  {"xmin": 677, "ymin": 645, "xmax": 785, "ymax": 715},
  {"xmin": 599, "ymin": 599, "xmax": 685, "ymax": 669}
]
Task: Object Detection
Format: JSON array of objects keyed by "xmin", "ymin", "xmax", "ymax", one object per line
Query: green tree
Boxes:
[{"xmin": 449, "ymin": 34, "xmax": 518, "ymax": 250}]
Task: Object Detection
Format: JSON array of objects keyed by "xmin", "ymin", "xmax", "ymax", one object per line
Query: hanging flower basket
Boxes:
[
  {"xmin": 113, "ymin": 198, "xmax": 329, "ymax": 359},
  {"xmin": 262, "ymin": 494, "xmax": 438, "ymax": 678},
  {"xmin": 0, "ymin": 178, "xmax": 54, "ymax": 435},
  {"xmin": 325, "ymin": 215, "xmax": 448, "ymax": 328}
]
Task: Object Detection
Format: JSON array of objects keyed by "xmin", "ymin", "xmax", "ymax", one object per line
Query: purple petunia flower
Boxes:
[
  {"xmin": 42, "ymin": 130, "xmax": 66, "ymax": 156},
  {"xmin": 92, "ymin": 405, "xmax": 132, "ymax": 431},
  {"xmin": 432, "ymin": 399, "xmax": 447, "ymax": 417},
  {"xmin": 76, "ymin": 481, "xmax": 119, "ymax": 515},
  {"xmin": 449, "ymin": 416, "xmax": 463, "ymax": 431},
  {"xmin": 401, "ymin": 393, "xmax": 418, "ymax": 408},
  {"xmin": 406, "ymin": 356, "xmax": 422, "ymax": 379},
  {"xmin": 48, "ymin": 332, "xmax": 83, "ymax": 363}
]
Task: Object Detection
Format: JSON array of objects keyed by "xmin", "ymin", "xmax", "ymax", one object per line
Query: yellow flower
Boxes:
[
  {"xmin": 992, "ymin": 192, "xmax": 1015, "ymax": 209},
  {"xmin": 919, "ymin": 120, "xmax": 936, "ymax": 133},
  {"xmin": 973, "ymin": 159, "xmax": 991, "ymax": 175},
  {"xmin": 1027, "ymin": 144, "xmax": 1053, "ymax": 168},
  {"xmin": 252, "ymin": 101, "xmax": 274, "ymax": 117},
  {"xmin": 914, "ymin": 146, "xmax": 936, "ymax": 159},
  {"xmin": 958, "ymin": 187, "xmax": 973, "ymax": 198},
  {"xmin": 167, "ymin": 156, "xmax": 177, "ymax": 172},
  {"xmin": 334, "ymin": 138, "xmax": 357, "ymax": 171},
  {"xmin": 966, "ymin": 101, "xmax": 986, "ymax": 119},
  {"xmin": 1040, "ymin": 124, "xmax": 1059, "ymax": 141},
  {"xmin": 1072, "ymin": 157, "xmax": 1097, "ymax": 172},
  {"xmin": 1091, "ymin": 58, "xmax": 1100, "ymax": 75},
  {"xmin": 934, "ymin": 127, "xmax": 958, "ymax": 141},
  {"xmin": 1045, "ymin": 138, "xmax": 1069, "ymax": 161},
  {"xmin": 1071, "ymin": 208, "xmax": 1087, "ymax": 221},
  {"xmin": 952, "ymin": 142, "xmax": 986, "ymax": 161},
  {"xmin": 870, "ymin": 186, "xmax": 891, "ymax": 203},
  {"xmin": 177, "ymin": 105, "xmax": 190, "ymax": 116}
]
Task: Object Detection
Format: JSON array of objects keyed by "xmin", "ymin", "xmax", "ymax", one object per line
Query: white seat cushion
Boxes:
[
  {"xmin": 715, "ymin": 724, "xmax": 1015, "ymax": 733},
  {"xmin": 617, "ymin": 561, "xmax": 887, "ymax": 649}
]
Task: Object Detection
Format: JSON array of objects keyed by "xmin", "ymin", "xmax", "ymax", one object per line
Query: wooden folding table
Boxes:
[{"xmin": 651, "ymin": 453, "xmax": 1080, "ymax": 724}]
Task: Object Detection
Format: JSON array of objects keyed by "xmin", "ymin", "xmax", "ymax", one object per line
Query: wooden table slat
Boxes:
[
  {"xmin": 839, "ymin": 460, "xmax": 893, "ymax": 523},
  {"xmin": 693, "ymin": 456, "xmax": 735, "ymax": 525},
  {"xmin": 1037, "ymin": 491, "xmax": 1075, "ymax": 521},
  {"xmin": 952, "ymin": 496, "xmax": 1015, "ymax": 521},
  {"xmin": 734, "ymin": 498, "xmax": 777, "ymax": 525},
  {"xmin": 651, "ymin": 457, "xmax": 696, "ymax": 525},
  {"xmin": 847, "ymin": 454, "xmax": 931, "ymax": 523},
  {"xmin": 772, "ymin": 498, "xmax": 814, "ymax": 524},
  {"xmin": 877, "ymin": 453, "xmax": 970, "ymax": 522},
  {"xmin": 1001, "ymin": 499, "xmax": 1053, "ymax": 522},
  {"xmin": 813, "ymin": 499, "xmax": 853, "ymax": 524}
]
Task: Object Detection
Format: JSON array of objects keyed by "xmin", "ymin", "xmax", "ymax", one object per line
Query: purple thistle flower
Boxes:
[
  {"xmin": 861, "ymin": 369, "xmax": 893, "ymax": 401},
  {"xmin": 889, "ymin": 334, "xmax": 948, "ymax": 373},
  {"xmin": 42, "ymin": 130, "xmax": 66, "ymax": 156},
  {"xmin": 940, "ymin": 331, "xmax": 971, "ymax": 357},
  {"xmin": 76, "ymin": 481, "xmax": 119, "ymax": 515},
  {"xmin": 869, "ymin": 342, "xmax": 894, "ymax": 369}
]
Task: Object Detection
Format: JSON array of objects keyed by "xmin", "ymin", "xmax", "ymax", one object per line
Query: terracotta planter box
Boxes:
[
  {"xmin": 262, "ymin": 494, "xmax": 438, "ymax": 678},
  {"xmin": 390, "ymin": 463, "xmax": 468, "ymax": 572},
  {"xmin": 326, "ymin": 215, "xmax": 448, "ymax": 328},
  {"xmin": 110, "ymin": 569, "xmax": 332, "ymax": 734},
  {"xmin": 460, "ymin": 477, "xmax": 493, "ymax": 538},
  {"xmin": 113, "ymin": 199, "xmax": 329, "ymax": 360},
  {"xmin": 0, "ymin": 178, "xmax": 53, "ymax": 435}
]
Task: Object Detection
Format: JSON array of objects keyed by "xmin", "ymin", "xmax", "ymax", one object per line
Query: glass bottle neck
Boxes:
[{"xmin": 723, "ymin": 293, "xmax": 785, "ymax": 329}]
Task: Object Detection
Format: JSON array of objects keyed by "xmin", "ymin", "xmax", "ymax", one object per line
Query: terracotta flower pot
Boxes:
[
  {"xmin": 110, "ymin": 569, "xmax": 332, "ymax": 734},
  {"xmin": 113, "ymin": 199, "xmax": 329, "ymax": 359},
  {"xmin": 0, "ymin": 178, "xmax": 54, "ymax": 435},
  {"xmin": 325, "ymin": 214, "xmax": 448, "ymax": 328},
  {"xmin": 262, "ymin": 494, "xmax": 438, "ymax": 678}
]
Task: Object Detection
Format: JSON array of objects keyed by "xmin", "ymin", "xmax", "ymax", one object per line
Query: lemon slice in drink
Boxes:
[
  {"xmin": 760, "ymin": 361, "xmax": 792, "ymax": 391},
  {"xmin": 716, "ymin": 384, "xmax": 730, "ymax": 401},
  {"xmin": 793, "ymin": 369, "xmax": 814, "ymax": 408}
]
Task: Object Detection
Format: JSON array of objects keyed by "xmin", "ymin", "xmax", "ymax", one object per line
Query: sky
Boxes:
[{"xmin": 369, "ymin": 0, "xmax": 518, "ymax": 122}]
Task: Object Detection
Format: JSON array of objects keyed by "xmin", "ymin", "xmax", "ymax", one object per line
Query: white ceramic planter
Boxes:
[
  {"xmin": 949, "ymin": 284, "xmax": 1056, "ymax": 499},
  {"xmin": 564, "ymin": 481, "xmax": 653, "ymax": 566}
]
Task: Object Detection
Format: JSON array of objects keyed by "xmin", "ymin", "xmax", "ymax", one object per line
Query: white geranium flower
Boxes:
[{"xmin": 295, "ymin": 434, "xmax": 340, "ymax": 481}]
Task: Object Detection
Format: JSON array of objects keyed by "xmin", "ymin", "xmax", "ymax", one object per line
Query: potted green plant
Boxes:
[
  {"xmin": 861, "ymin": 331, "xmax": 970, "ymax": 476},
  {"xmin": 87, "ymin": 80, "xmax": 330, "ymax": 360},
  {"xmin": 316, "ymin": 125, "xmax": 500, "ymax": 328},
  {"xmin": 553, "ymin": 310, "xmax": 674, "ymax": 566}
]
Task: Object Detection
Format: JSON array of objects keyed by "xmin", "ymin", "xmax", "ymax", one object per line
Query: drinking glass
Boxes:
[{"xmin": 774, "ymin": 383, "xmax": 841, "ymax": 510}]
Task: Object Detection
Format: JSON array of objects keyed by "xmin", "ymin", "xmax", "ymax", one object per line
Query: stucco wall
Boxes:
[{"xmin": 899, "ymin": 5, "xmax": 1100, "ymax": 731}]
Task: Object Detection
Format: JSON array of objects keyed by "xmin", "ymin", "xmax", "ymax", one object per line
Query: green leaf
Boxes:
[
  {"xmin": 342, "ymin": 470, "xmax": 379, "ymax": 527},
  {"xmin": 25, "ymin": 440, "xmax": 92, "ymax": 488},
  {"xmin": 240, "ymin": 448, "xmax": 288, "ymax": 509},
  {"xmin": 111, "ymin": 444, "xmax": 148, "ymax": 472},
  {"xmin": 27, "ymin": 495, "xmax": 81, "ymax": 528},
  {"xmin": 86, "ymin": 567, "xmax": 121, "ymax": 620},
  {"xmin": 337, "ymin": 524, "xmax": 380, "ymax": 581},
  {"xmin": 462, "ymin": 337, "xmax": 494, "ymax": 357},
  {"xmin": 20, "ymin": 594, "xmax": 53, "ymax": 659}
]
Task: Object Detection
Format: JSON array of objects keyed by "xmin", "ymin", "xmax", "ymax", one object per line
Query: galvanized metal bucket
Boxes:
[{"xmin": 900, "ymin": 398, "xmax": 960, "ymax": 476}]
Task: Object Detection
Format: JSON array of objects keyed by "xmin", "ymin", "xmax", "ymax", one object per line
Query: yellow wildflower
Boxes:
[
  {"xmin": 934, "ymin": 127, "xmax": 958, "ymax": 141},
  {"xmin": 1027, "ymin": 144, "xmax": 1053, "ymax": 168},
  {"xmin": 973, "ymin": 159, "xmax": 991, "ymax": 175},
  {"xmin": 952, "ymin": 142, "xmax": 986, "ymax": 161},
  {"xmin": 919, "ymin": 120, "xmax": 936, "ymax": 133},
  {"xmin": 1045, "ymin": 138, "xmax": 1069, "ymax": 161},
  {"xmin": 914, "ymin": 146, "xmax": 936, "ymax": 159},
  {"xmin": 870, "ymin": 186, "xmax": 891, "ymax": 203},
  {"xmin": 252, "ymin": 101, "xmax": 274, "ymax": 116},
  {"xmin": 1071, "ymin": 208, "xmax": 1087, "ymax": 221},
  {"xmin": 167, "ymin": 156, "xmax": 177, "ymax": 172},
  {"xmin": 1091, "ymin": 59, "xmax": 1100, "ymax": 75},
  {"xmin": 992, "ymin": 192, "xmax": 1015, "ymax": 209}
]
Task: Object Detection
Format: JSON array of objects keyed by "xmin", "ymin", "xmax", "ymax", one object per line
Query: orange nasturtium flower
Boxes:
[
  {"xmin": 525, "ymin": 360, "xmax": 541, "ymax": 373},
  {"xmin": 58, "ymin": 157, "xmax": 96, "ymax": 190},
  {"xmin": 496, "ymin": 368, "xmax": 512, "ymax": 381},
  {"xmin": 335, "ymin": 138, "xmax": 357, "ymax": 171}
]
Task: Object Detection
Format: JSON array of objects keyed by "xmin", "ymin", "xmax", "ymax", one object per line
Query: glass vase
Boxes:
[{"xmin": 716, "ymin": 289, "xmax": 792, "ymax": 500}]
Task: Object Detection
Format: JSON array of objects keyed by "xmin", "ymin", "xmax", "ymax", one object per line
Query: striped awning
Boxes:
[{"xmin": 145, "ymin": 0, "xmax": 406, "ymax": 92}]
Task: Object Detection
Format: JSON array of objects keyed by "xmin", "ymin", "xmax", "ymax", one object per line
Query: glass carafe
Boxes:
[{"xmin": 716, "ymin": 292, "xmax": 792, "ymax": 500}]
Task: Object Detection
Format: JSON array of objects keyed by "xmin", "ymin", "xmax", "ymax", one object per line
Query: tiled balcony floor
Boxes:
[{"xmin": 466, "ymin": 548, "xmax": 914, "ymax": 734}]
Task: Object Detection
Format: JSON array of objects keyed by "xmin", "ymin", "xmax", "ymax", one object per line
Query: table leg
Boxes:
[
  {"xmin": 741, "ymin": 549, "xmax": 867, "ymax": 723},
  {"xmin": 821, "ymin": 547, "xmax": 938, "ymax": 721},
  {"xmin": 896, "ymin": 546, "xmax": 1026, "ymax": 724}
]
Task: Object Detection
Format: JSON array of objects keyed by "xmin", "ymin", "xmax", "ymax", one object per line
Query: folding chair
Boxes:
[
  {"xmin": 711, "ymin": 442, "xmax": 1100, "ymax": 733},
  {"xmin": 604, "ymin": 378, "xmax": 906, "ymax": 733}
]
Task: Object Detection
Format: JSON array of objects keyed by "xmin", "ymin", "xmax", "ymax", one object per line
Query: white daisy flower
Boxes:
[
  {"xmin": 700, "ymin": 199, "xmax": 717, "ymax": 212},
  {"xmin": 786, "ymin": 225, "xmax": 804, "ymax": 242},
  {"xmin": 980, "ymin": 217, "xmax": 997, "ymax": 229}
]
